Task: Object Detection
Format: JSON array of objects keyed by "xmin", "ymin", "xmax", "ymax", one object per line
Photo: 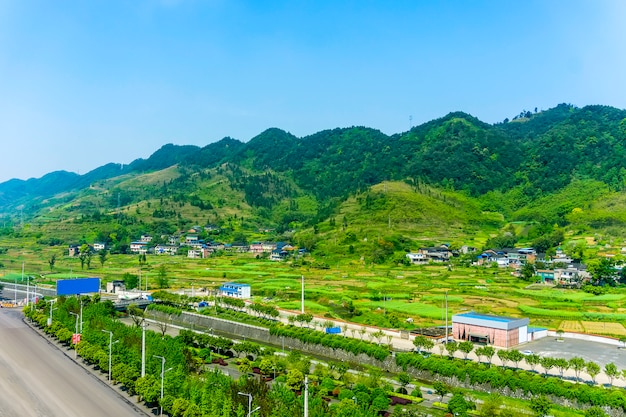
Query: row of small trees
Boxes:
[
  {"xmin": 413, "ymin": 335, "xmax": 620, "ymax": 387},
  {"xmin": 408, "ymin": 336, "xmax": 626, "ymax": 411}
]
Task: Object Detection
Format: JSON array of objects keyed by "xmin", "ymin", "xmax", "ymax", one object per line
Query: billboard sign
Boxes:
[{"xmin": 57, "ymin": 278, "xmax": 101, "ymax": 295}]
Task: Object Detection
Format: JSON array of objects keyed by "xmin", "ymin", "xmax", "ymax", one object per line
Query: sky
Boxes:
[{"xmin": 0, "ymin": 0, "xmax": 625, "ymax": 183}]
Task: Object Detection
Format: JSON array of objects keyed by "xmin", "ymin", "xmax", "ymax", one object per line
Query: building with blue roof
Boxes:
[
  {"xmin": 452, "ymin": 312, "xmax": 540, "ymax": 348},
  {"xmin": 218, "ymin": 282, "xmax": 251, "ymax": 299}
]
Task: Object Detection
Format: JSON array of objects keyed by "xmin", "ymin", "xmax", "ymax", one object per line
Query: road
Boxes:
[{"xmin": 0, "ymin": 307, "xmax": 147, "ymax": 417}]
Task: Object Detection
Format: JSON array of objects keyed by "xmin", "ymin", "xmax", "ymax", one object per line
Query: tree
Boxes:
[
  {"xmin": 556, "ymin": 329, "xmax": 564, "ymax": 341},
  {"xmin": 529, "ymin": 395, "xmax": 551, "ymax": 417},
  {"xmin": 413, "ymin": 335, "xmax": 434, "ymax": 353},
  {"xmin": 520, "ymin": 263, "xmax": 536, "ymax": 281},
  {"xmin": 238, "ymin": 358, "xmax": 252, "ymax": 374},
  {"xmin": 99, "ymin": 249, "xmax": 108, "ymax": 267},
  {"xmin": 507, "ymin": 350, "xmax": 524, "ymax": 369},
  {"xmin": 49, "ymin": 254, "xmax": 56, "ymax": 271},
  {"xmin": 497, "ymin": 349, "xmax": 510, "ymax": 368},
  {"xmin": 157, "ymin": 264, "xmax": 169, "ymax": 289},
  {"xmin": 587, "ymin": 257, "xmax": 616, "ymax": 285},
  {"xmin": 479, "ymin": 393, "xmax": 503, "ymax": 417},
  {"xmin": 553, "ymin": 358, "xmax": 569, "ymax": 377},
  {"xmin": 569, "ymin": 357, "xmax": 585, "ymax": 382},
  {"xmin": 123, "ymin": 272, "xmax": 139, "ymax": 290},
  {"xmin": 525, "ymin": 354, "xmax": 541, "ymax": 372},
  {"xmin": 458, "ymin": 340, "xmax": 474, "ymax": 360},
  {"xmin": 476, "ymin": 346, "xmax": 495, "ymax": 366},
  {"xmin": 397, "ymin": 372, "xmax": 411, "ymax": 393},
  {"xmin": 448, "ymin": 392, "xmax": 475, "ymax": 417},
  {"xmin": 127, "ymin": 304, "xmax": 145, "ymax": 327},
  {"xmin": 258, "ymin": 358, "xmax": 274, "ymax": 378},
  {"xmin": 155, "ymin": 320, "xmax": 168, "ymax": 337},
  {"xmin": 433, "ymin": 381, "xmax": 449, "ymax": 402},
  {"xmin": 586, "ymin": 361, "xmax": 601, "ymax": 384},
  {"xmin": 445, "ymin": 341, "xmax": 459, "ymax": 359},
  {"xmin": 540, "ymin": 357, "xmax": 555, "ymax": 376},
  {"xmin": 604, "ymin": 362, "xmax": 619, "ymax": 387},
  {"xmin": 371, "ymin": 393, "xmax": 390, "ymax": 413},
  {"xmin": 285, "ymin": 369, "xmax": 304, "ymax": 391},
  {"xmin": 135, "ymin": 374, "xmax": 160, "ymax": 403},
  {"xmin": 79, "ymin": 244, "xmax": 91, "ymax": 269}
]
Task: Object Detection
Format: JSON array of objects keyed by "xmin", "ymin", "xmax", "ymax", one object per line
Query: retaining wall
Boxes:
[{"xmin": 147, "ymin": 310, "xmax": 401, "ymax": 371}]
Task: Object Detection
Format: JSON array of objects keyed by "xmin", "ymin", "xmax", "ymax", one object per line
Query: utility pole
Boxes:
[{"xmin": 445, "ymin": 290, "xmax": 448, "ymax": 343}]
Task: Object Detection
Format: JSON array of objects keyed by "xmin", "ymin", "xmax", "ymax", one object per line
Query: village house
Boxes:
[
  {"xmin": 187, "ymin": 249, "xmax": 205, "ymax": 259},
  {"xmin": 154, "ymin": 245, "xmax": 178, "ymax": 255},
  {"xmin": 93, "ymin": 242, "xmax": 106, "ymax": 251},
  {"xmin": 68, "ymin": 244, "xmax": 80, "ymax": 257},
  {"xmin": 406, "ymin": 245, "xmax": 453, "ymax": 264},
  {"xmin": 130, "ymin": 241, "xmax": 148, "ymax": 254},
  {"xmin": 185, "ymin": 235, "xmax": 199, "ymax": 245},
  {"xmin": 249, "ymin": 242, "xmax": 276, "ymax": 254}
]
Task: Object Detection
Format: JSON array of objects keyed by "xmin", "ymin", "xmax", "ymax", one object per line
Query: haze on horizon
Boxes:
[{"xmin": 0, "ymin": 0, "xmax": 625, "ymax": 183}]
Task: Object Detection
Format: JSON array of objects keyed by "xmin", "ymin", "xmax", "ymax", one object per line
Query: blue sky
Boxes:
[{"xmin": 0, "ymin": 0, "xmax": 624, "ymax": 182}]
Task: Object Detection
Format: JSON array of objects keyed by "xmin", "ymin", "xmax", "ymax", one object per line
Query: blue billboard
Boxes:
[{"xmin": 57, "ymin": 278, "xmax": 101, "ymax": 295}]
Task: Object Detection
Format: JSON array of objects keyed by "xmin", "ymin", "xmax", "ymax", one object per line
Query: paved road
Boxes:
[{"xmin": 0, "ymin": 308, "xmax": 147, "ymax": 417}]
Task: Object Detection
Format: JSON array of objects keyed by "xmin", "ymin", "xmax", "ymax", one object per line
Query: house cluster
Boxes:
[
  {"xmin": 406, "ymin": 244, "xmax": 590, "ymax": 286},
  {"xmin": 405, "ymin": 244, "xmax": 475, "ymax": 264},
  {"xmin": 69, "ymin": 225, "xmax": 304, "ymax": 262}
]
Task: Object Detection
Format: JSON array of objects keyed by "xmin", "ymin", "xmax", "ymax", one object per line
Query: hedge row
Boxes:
[
  {"xmin": 269, "ymin": 324, "xmax": 390, "ymax": 361},
  {"xmin": 396, "ymin": 353, "xmax": 626, "ymax": 410}
]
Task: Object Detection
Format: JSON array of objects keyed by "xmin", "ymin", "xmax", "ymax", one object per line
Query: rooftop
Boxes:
[{"xmin": 454, "ymin": 312, "xmax": 520, "ymax": 323}]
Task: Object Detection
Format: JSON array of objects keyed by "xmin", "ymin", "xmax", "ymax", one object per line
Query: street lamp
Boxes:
[
  {"xmin": 141, "ymin": 321, "xmax": 149, "ymax": 377},
  {"xmin": 102, "ymin": 330, "xmax": 119, "ymax": 382},
  {"xmin": 238, "ymin": 392, "xmax": 260, "ymax": 417},
  {"xmin": 154, "ymin": 355, "xmax": 173, "ymax": 416},
  {"xmin": 47, "ymin": 299, "xmax": 56, "ymax": 326},
  {"xmin": 69, "ymin": 312, "xmax": 79, "ymax": 359}
]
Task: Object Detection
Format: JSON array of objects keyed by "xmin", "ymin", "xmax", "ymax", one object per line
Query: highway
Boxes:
[{"xmin": 0, "ymin": 307, "xmax": 147, "ymax": 417}]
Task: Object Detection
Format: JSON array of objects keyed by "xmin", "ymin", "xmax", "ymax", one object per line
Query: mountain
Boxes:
[{"xmin": 2, "ymin": 103, "xmax": 626, "ymax": 258}]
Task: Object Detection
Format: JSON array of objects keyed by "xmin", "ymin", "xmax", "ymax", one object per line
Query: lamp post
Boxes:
[
  {"xmin": 154, "ymin": 355, "xmax": 172, "ymax": 416},
  {"xmin": 304, "ymin": 375, "xmax": 309, "ymax": 417},
  {"xmin": 23, "ymin": 263, "xmax": 27, "ymax": 307},
  {"xmin": 47, "ymin": 299, "xmax": 56, "ymax": 326},
  {"xmin": 141, "ymin": 321, "xmax": 149, "ymax": 377},
  {"xmin": 237, "ymin": 392, "xmax": 260, "ymax": 417},
  {"xmin": 102, "ymin": 330, "xmax": 118, "ymax": 382},
  {"xmin": 79, "ymin": 298, "xmax": 84, "ymax": 333},
  {"xmin": 69, "ymin": 312, "xmax": 79, "ymax": 359}
]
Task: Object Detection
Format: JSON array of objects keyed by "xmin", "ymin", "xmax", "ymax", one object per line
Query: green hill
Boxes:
[{"xmin": 2, "ymin": 103, "xmax": 626, "ymax": 262}]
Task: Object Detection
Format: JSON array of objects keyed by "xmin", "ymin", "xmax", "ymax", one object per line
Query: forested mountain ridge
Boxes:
[{"xmin": 2, "ymin": 103, "xmax": 626, "ymax": 251}]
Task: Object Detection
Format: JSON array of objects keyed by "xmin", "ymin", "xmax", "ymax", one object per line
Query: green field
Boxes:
[{"xmin": 3, "ymin": 240, "xmax": 626, "ymax": 337}]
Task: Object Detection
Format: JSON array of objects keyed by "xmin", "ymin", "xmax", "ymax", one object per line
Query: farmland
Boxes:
[{"xmin": 2, "ymin": 240, "xmax": 626, "ymax": 338}]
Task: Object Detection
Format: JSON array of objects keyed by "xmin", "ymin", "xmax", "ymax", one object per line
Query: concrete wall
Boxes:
[
  {"xmin": 147, "ymin": 310, "xmax": 402, "ymax": 372},
  {"xmin": 547, "ymin": 330, "xmax": 620, "ymax": 346}
]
